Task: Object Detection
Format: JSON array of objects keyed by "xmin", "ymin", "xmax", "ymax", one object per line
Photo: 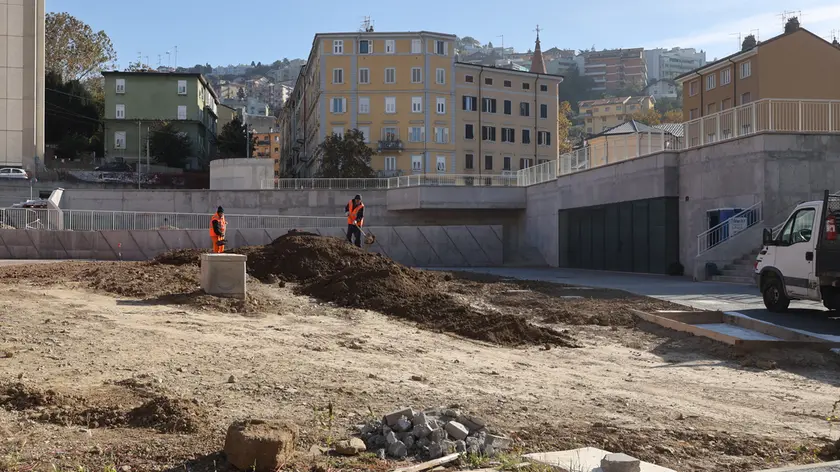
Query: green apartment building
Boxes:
[{"xmin": 102, "ymin": 71, "xmax": 220, "ymax": 169}]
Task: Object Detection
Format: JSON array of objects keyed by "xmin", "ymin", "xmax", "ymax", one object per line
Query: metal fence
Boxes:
[
  {"xmin": 0, "ymin": 208, "xmax": 346, "ymax": 232},
  {"xmin": 265, "ymin": 174, "xmax": 518, "ymax": 190},
  {"xmin": 695, "ymin": 202, "xmax": 763, "ymax": 256}
]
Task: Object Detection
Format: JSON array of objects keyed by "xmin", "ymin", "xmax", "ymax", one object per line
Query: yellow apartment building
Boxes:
[
  {"xmin": 584, "ymin": 121, "xmax": 683, "ymax": 167},
  {"xmin": 578, "ymin": 96, "xmax": 655, "ymax": 134},
  {"xmin": 454, "ymin": 63, "xmax": 563, "ymax": 174}
]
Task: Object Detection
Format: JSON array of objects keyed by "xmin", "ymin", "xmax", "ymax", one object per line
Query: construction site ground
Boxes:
[{"xmin": 0, "ymin": 234, "xmax": 839, "ymax": 472}]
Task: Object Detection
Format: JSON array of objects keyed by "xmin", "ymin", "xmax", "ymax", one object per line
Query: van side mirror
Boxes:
[{"xmin": 762, "ymin": 228, "xmax": 774, "ymax": 246}]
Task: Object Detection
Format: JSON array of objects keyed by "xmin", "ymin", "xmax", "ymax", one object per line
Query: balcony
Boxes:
[{"xmin": 378, "ymin": 139, "xmax": 404, "ymax": 152}]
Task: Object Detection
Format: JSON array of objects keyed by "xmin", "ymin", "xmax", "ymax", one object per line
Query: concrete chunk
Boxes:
[
  {"xmin": 223, "ymin": 419, "xmax": 298, "ymax": 472},
  {"xmin": 201, "ymin": 253, "xmax": 247, "ymax": 299},
  {"xmin": 483, "ymin": 433, "xmax": 512, "ymax": 450},
  {"xmin": 384, "ymin": 407, "xmax": 414, "ymax": 426},
  {"xmin": 444, "ymin": 421, "xmax": 469, "ymax": 440},
  {"xmin": 601, "ymin": 453, "xmax": 641, "ymax": 472}
]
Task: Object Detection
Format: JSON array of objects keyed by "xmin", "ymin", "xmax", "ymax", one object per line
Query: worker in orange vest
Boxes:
[
  {"xmin": 210, "ymin": 206, "xmax": 227, "ymax": 253},
  {"xmin": 345, "ymin": 194, "xmax": 365, "ymax": 247}
]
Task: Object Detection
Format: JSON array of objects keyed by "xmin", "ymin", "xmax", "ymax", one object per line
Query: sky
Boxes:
[{"xmin": 47, "ymin": 0, "xmax": 840, "ymax": 69}]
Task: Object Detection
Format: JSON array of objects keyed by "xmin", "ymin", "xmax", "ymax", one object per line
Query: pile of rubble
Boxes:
[{"xmin": 358, "ymin": 407, "xmax": 512, "ymax": 460}]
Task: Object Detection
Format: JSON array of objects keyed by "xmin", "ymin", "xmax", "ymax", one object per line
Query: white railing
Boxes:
[
  {"xmin": 0, "ymin": 208, "xmax": 346, "ymax": 232},
  {"xmin": 696, "ymin": 202, "xmax": 763, "ymax": 256},
  {"xmin": 264, "ymin": 174, "xmax": 518, "ymax": 190}
]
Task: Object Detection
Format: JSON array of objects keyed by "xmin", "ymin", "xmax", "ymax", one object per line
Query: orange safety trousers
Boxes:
[{"xmin": 211, "ymin": 236, "xmax": 225, "ymax": 253}]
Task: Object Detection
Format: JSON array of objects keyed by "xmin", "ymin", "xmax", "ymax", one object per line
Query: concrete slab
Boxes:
[
  {"xmin": 373, "ymin": 227, "xmax": 417, "ymax": 266},
  {"xmin": 200, "ymin": 253, "xmax": 247, "ymax": 299},
  {"xmin": 2, "ymin": 230, "xmax": 39, "ymax": 259},
  {"xmin": 158, "ymin": 230, "xmax": 198, "ymax": 251},
  {"xmin": 441, "ymin": 226, "xmax": 491, "ymax": 266},
  {"xmin": 360, "ymin": 227, "xmax": 392, "ymax": 259},
  {"xmin": 753, "ymin": 462, "xmax": 840, "ymax": 471},
  {"xmin": 418, "ymin": 226, "xmax": 468, "ymax": 266},
  {"xmin": 28, "ymin": 231, "xmax": 70, "ymax": 259},
  {"xmin": 467, "ymin": 225, "xmax": 503, "ymax": 265},
  {"xmin": 394, "ymin": 227, "xmax": 442, "ymax": 266},
  {"xmin": 233, "ymin": 229, "xmax": 271, "ymax": 248},
  {"xmin": 524, "ymin": 447, "xmax": 675, "ymax": 472},
  {"xmin": 0, "ymin": 232, "xmax": 14, "ymax": 259},
  {"xmin": 100, "ymin": 231, "xmax": 143, "ymax": 261},
  {"xmin": 129, "ymin": 231, "xmax": 171, "ymax": 259}
]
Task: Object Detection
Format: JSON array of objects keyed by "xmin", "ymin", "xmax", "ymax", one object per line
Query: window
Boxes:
[
  {"xmin": 359, "ymin": 40, "xmax": 372, "ymax": 54},
  {"xmin": 481, "ymin": 126, "xmax": 496, "ymax": 141},
  {"xmin": 722, "ymin": 98, "xmax": 732, "ymax": 110},
  {"xmin": 385, "ymin": 40, "xmax": 395, "ymax": 54},
  {"xmin": 412, "ymin": 155, "xmax": 422, "ymax": 171},
  {"xmin": 358, "ymin": 97, "xmax": 370, "ymax": 114},
  {"xmin": 330, "ymin": 97, "xmax": 346, "ymax": 113},
  {"xmin": 503, "ymin": 80, "xmax": 511, "ymax": 88},
  {"xmin": 358, "ymin": 68, "xmax": 370, "ymax": 84},
  {"xmin": 411, "ymin": 39, "xmax": 422, "ymax": 54},
  {"xmin": 332, "ymin": 127, "xmax": 344, "ymax": 137},
  {"xmin": 436, "ymin": 155, "xmax": 446, "ymax": 172},
  {"xmin": 740, "ymin": 61, "xmax": 751, "ymax": 79},
  {"xmin": 333, "ymin": 40, "xmax": 344, "ymax": 54},
  {"xmin": 411, "ymin": 67, "xmax": 422, "ymax": 83},
  {"xmin": 465, "ymin": 75, "xmax": 474, "ymax": 83},
  {"xmin": 519, "ymin": 158, "xmax": 533, "ymax": 170},
  {"xmin": 706, "ymin": 73, "xmax": 715, "ymax": 91},
  {"xmin": 779, "ymin": 208, "xmax": 816, "ymax": 245},
  {"xmin": 436, "ymin": 68, "xmax": 445, "ymax": 84},
  {"xmin": 177, "ymin": 80, "xmax": 187, "ymax": 95},
  {"xmin": 384, "ymin": 68, "xmax": 396, "ymax": 84},
  {"xmin": 411, "ymin": 96, "xmax": 422, "ymax": 113},
  {"xmin": 482, "ymin": 97, "xmax": 497, "ymax": 113},
  {"xmin": 115, "ymin": 104, "xmax": 125, "ymax": 119},
  {"xmin": 689, "ymin": 80, "xmax": 698, "ymax": 96},
  {"xmin": 521, "ymin": 129, "xmax": 531, "ymax": 144},
  {"xmin": 384, "ymin": 156, "xmax": 397, "ymax": 170},
  {"xmin": 484, "ymin": 155, "xmax": 493, "ymax": 170},
  {"xmin": 464, "ymin": 124, "xmax": 474, "ymax": 139},
  {"xmin": 358, "ymin": 126, "xmax": 370, "ymax": 143},
  {"xmin": 707, "ymin": 102, "xmax": 716, "ymax": 114},
  {"xmin": 537, "ymin": 131, "xmax": 551, "ymax": 145},
  {"xmin": 114, "ymin": 131, "xmax": 126, "ymax": 149},
  {"xmin": 177, "ymin": 105, "xmax": 187, "ymax": 120},
  {"xmin": 382, "ymin": 127, "xmax": 398, "ymax": 141},
  {"xmin": 333, "ymin": 68, "xmax": 344, "ymax": 84},
  {"xmin": 436, "ymin": 97, "xmax": 446, "ymax": 114},
  {"xmin": 504, "ymin": 100, "xmax": 511, "ymax": 115},
  {"xmin": 385, "ymin": 96, "xmax": 396, "ymax": 113},
  {"xmin": 721, "ymin": 68, "xmax": 731, "ymax": 85},
  {"xmin": 522, "ymin": 82, "xmax": 530, "ymax": 90},
  {"xmin": 740, "ymin": 92, "xmax": 751, "ymax": 105},
  {"xmin": 116, "ymin": 78, "xmax": 125, "ymax": 94},
  {"xmin": 540, "ymin": 104, "xmax": 548, "ymax": 119},
  {"xmin": 435, "ymin": 40, "xmax": 447, "ymax": 55},
  {"xmin": 689, "ymin": 108, "xmax": 698, "ymax": 119},
  {"xmin": 409, "ymin": 126, "xmax": 424, "ymax": 142},
  {"xmin": 519, "ymin": 102, "xmax": 530, "ymax": 116},
  {"xmin": 484, "ymin": 77, "xmax": 493, "ymax": 85},
  {"xmin": 434, "ymin": 127, "xmax": 449, "ymax": 144},
  {"xmin": 463, "ymin": 96, "xmax": 477, "ymax": 111},
  {"xmin": 540, "ymin": 84, "xmax": 548, "ymax": 92},
  {"xmin": 501, "ymin": 128, "xmax": 515, "ymax": 143},
  {"xmin": 502, "ymin": 156, "xmax": 513, "ymax": 171},
  {"xmin": 465, "ymin": 153, "xmax": 474, "ymax": 169}
]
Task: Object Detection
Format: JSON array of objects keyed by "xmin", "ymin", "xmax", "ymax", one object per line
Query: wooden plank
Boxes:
[
  {"xmin": 629, "ymin": 309, "xmax": 741, "ymax": 345},
  {"xmin": 392, "ymin": 453, "xmax": 462, "ymax": 472}
]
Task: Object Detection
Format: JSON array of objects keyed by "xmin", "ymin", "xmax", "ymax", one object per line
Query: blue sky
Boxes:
[{"xmin": 47, "ymin": 0, "xmax": 840, "ymax": 68}]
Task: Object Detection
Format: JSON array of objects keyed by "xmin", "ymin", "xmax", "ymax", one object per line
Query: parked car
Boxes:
[
  {"xmin": 0, "ymin": 168, "xmax": 28, "ymax": 179},
  {"xmin": 94, "ymin": 162, "xmax": 134, "ymax": 172}
]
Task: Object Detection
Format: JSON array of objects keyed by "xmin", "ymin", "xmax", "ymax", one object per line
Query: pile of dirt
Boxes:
[{"xmin": 153, "ymin": 248, "xmax": 207, "ymax": 266}]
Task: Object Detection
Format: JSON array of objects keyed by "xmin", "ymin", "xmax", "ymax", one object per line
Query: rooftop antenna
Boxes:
[
  {"xmin": 779, "ymin": 10, "xmax": 802, "ymax": 29},
  {"xmin": 174, "ymin": 46, "xmax": 178, "ymax": 69},
  {"xmin": 157, "ymin": 54, "xmax": 162, "ymax": 67},
  {"xmin": 360, "ymin": 16, "xmax": 374, "ymax": 33},
  {"xmin": 497, "ymin": 34, "xmax": 504, "ymax": 58},
  {"xmin": 729, "ymin": 33, "xmax": 741, "ymax": 49}
]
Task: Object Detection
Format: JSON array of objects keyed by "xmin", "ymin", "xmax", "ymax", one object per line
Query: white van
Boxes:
[{"xmin": 755, "ymin": 190, "xmax": 840, "ymax": 312}]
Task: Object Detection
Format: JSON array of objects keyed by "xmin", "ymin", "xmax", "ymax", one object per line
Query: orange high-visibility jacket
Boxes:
[
  {"xmin": 346, "ymin": 200, "xmax": 364, "ymax": 227},
  {"xmin": 210, "ymin": 213, "xmax": 227, "ymax": 237}
]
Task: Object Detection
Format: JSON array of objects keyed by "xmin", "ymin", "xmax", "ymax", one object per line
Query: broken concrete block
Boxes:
[
  {"xmin": 458, "ymin": 414, "xmax": 487, "ymax": 432},
  {"xmin": 413, "ymin": 422, "xmax": 433, "ymax": 438},
  {"xmin": 384, "ymin": 408, "xmax": 414, "ymax": 426},
  {"xmin": 466, "ymin": 436, "xmax": 482, "ymax": 455},
  {"xmin": 601, "ymin": 453, "xmax": 641, "ymax": 472},
  {"xmin": 387, "ymin": 440, "xmax": 408, "ymax": 459},
  {"xmin": 428, "ymin": 442, "xmax": 443, "ymax": 460},
  {"xmin": 429, "ymin": 427, "xmax": 446, "ymax": 443},
  {"xmin": 412, "ymin": 411, "xmax": 428, "ymax": 426},
  {"xmin": 483, "ymin": 433, "xmax": 512, "ymax": 450},
  {"xmin": 444, "ymin": 421, "xmax": 469, "ymax": 440},
  {"xmin": 385, "ymin": 431, "xmax": 398, "ymax": 445},
  {"xmin": 395, "ymin": 416, "xmax": 413, "ymax": 433},
  {"xmin": 334, "ymin": 438, "xmax": 367, "ymax": 456},
  {"xmin": 454, "ymin": 440, "xmax": 467, "ymax": 453},
  {"xmin": 201, "ymin": 253, "xmax": 247, "ymax": 299},
  {"xmin": 223, "ymin": 419, "xmax": 298, "ymax": 472},
  {"xmin": 441, "ymin": 440, "xmax": 456, "ymax": 455}
]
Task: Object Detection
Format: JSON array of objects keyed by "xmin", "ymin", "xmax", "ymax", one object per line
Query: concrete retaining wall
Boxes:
[{"xmin": 0, "ymin": 225, "xmax": 504, "ymax": 267}]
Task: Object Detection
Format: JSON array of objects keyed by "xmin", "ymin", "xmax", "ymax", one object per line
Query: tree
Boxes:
[
  {"xmin": 45, "ymin": 71, "xmax": 101, "ymax": 155},
  {"xmin": 558, "ymin": 101, "xmax": 573, "ymax": 154},
  {"xmin": 834, "ymin": 38, "xmax": 840, "ymax": 48},
  {"xmin": 126, "ymin": 61, "xmax": 151, "ymax": 72},
  {"xmin": 315, "ymin": 129, "xmax": 376, "ymax": 178},
  {"xmin": 558, "ymin": 65, "xmax": 595, "ymax": 113},
  {"xmin": 237, "ymin": 87, "xmax": 246, "ymax": 100},
  {"xmin": 654, "ymin": 96, "xmax": 682, "ymax": 114},
  {"xmin": 216, "ymin": 116, "xmax": 255, "ymax": 158},
  {"xmin": 742, "ymin": 34, "xmax": 757, "ymax": 51},
  {"xmin": 629, "ymin": 109, "xmax": 662, "ymax": 126},
  {"xmin": 56, "ymin": 133, "xmax": 90, "ymax": 160},
  {"xmin": 149, "ymin": 121, "xmax": 192, "ymax": 168},
  {"xmin": 785, "ymin": 16, "xmax": 800, "ymax": 33},
  {"xmin": 662, "ymin": 109, "xmax": 683, "ymax": 123},
  {"xmin": 46, "ymin": 12, "xmax": 116, "ymax": 81},
  {"xmin": 250, "ymin": 61, "xmax": 256, "ymax": 67}
]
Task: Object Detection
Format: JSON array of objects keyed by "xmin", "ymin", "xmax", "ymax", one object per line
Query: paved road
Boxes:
[{"xmin": 435, "ymin": 267, "xmax": 840, "ymax": 340}]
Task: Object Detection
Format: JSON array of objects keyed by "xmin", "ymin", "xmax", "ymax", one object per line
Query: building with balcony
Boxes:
[
  {"xmin": 644, "ymin": 48, "xmax": 706, "ymax": 98},
  {"xmin": 102, "ymin": 71, "xmax": 219, "ymax": 169},
  {"xmin": 578, "ymin": 96, "xmax": 655, "ymax": 134},
  {"xmin": 578, "ymin": 48, "xmax": 646, "ymax": 93},
  {"xmin": 253, "ymin": 130, "xmax": 282, "ymax": 175},
  {"xmin": 675, "ymin": 27, "xmax": 840, "ymax": 122}
]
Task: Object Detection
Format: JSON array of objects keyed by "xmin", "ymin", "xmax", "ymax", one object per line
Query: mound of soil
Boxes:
[
  {"xmin": 153, "ymin": 248, "xmax": 207, "ymax": 266},
  {"xmin": 127, "ymin": 396, "xmax": 207, "ymax": 433}
]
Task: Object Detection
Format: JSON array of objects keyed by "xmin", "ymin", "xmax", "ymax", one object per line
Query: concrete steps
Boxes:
[{"xmin": 710, "ymin": 248, "xmax": 760, "ymax": 285}]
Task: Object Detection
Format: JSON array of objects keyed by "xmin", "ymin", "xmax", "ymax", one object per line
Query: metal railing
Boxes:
[
  {"xmin": 696, "ymin": 202, "xmax": 763, "ymax": 256},
  {"xmin": 0, "ymin": 208, "xmax": 346, "ymax": 232},
  {"xmin": 264, "ymin": 174, "xmax": 518, "ymax": 190}
]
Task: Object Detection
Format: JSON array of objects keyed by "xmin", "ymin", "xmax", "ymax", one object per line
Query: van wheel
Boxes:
[
  {"xmin": 823, "ymin": 289, "xmax": 840, "ymax": 310},
  {"xmin": 763, "ymin": 277, "xmax": 790, "ymax": 312}
]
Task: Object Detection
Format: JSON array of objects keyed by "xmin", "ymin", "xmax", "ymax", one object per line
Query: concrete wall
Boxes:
[
  {"xmin": 210, "ymin": 158, "xmax": 274, "ymax": 190},
  {"xmin": 0, "ymin": 225, "xmax": 503, "ymax": 267}
]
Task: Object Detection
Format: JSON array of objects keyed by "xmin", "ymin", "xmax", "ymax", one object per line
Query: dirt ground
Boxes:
[{"xmin": 0, "ymin": 234, "xmax": 839, "ymax": 471}]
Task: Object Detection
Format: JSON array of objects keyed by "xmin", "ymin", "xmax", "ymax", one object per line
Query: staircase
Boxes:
[{"xmin": 709, "ymin": 247, "xmax": 760, "ymax": 284}]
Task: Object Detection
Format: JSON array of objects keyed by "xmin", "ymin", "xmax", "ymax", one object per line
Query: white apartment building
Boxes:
[{"xmin": 644, "ymin": 47, "xmax": 706, "ymax": 98}]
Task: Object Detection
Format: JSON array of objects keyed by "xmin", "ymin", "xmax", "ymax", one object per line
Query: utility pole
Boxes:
[
  {"xmin": 137, "ymin": 121, "xmax": 142, "ymax": 189},
  {"xmin": 174, "ymin": 46, "xmax": 178, "ymax": 69},
  {"xmin": 497, "ymin": 35, "xmax": 504, "ymax": 59},
  {"xmin": 245, "ymin": 123, "xmax": 251, "ymax": 158},
  {"xmin": 146, "ymin": 126, "xmax": 151, "ymax": 174}
]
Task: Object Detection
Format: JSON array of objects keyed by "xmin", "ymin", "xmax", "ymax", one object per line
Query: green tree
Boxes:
[
  {"xmin": 629, "ymin": 109, "xmax": 662, "ymax": 126},
  {"xmin": 558, "ymin": 101, "xmax": 573, "ymax": 154},
  {"xmin": 56, "ymin": 133, "xmax": 90, "ymax": 160},
  {"xmin": 216, "ymin": 116, "xmax": 255, "ymax": 158},
  {"xmin": 784, "ymin": 16, "xmax": 800, "ymax": 33},
  {"xmin": 558, "ymin": 65, "xmax": 595, "ymax": 113},
  {"xmin": 149, "ymin": 121, "xmax": 192, "ymax": 168},
  {"xmin": 315, "ymin": 129, "xmax": 375, "ymax": 178},
  {"xmin": 654, "ymin": 95, "xmax": 682, "ymax": 114},
  {"xmin": 662, "ymin": 109, "xmax": 683, "ymax": 123},
  {"xmin": 742, "ymin": 34, "xmax": 757, "ymax": 51},
  {"xmin": 46, "ymin": 12, "xmax": 116, "ymax": 81},
  {"xmin": 45, "ymin": 71, "xmax": 101, "ymax": 155}
]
